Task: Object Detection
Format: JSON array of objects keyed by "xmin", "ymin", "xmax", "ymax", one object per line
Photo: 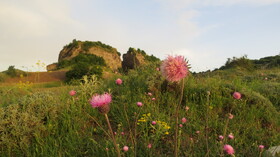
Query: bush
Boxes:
[
  {"xmin": 5, "ymin": 66, "xmax": 17, "ymax": 77},
  {"xmin": 65, "ymin": 62, "xmax": 103, "ymax": 82},
  {"xmin": 0, "ymin": 73, "xmax": 7, "ymax": 82},
  {"xmin": 220, "ymin": 55, "xmax": 254, "ymax": 71},
  {"xmin": 57, "ymin": 53, "xmax": 106, "ymax": 69}
]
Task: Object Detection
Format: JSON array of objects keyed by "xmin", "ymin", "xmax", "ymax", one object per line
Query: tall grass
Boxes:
[{"xmin": 0, "ymin": 64, "xmax": 279, "ymax": 156}]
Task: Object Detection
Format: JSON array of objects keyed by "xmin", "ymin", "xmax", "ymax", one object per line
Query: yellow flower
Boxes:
[{"xmin": 165, "ymin": 132, "xmax": 169, "ymax": 135}]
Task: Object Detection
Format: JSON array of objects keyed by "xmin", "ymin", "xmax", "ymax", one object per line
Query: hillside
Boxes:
[
  {"xmin": 0, "ymin": 53, "xmax": 279, "ymax": 156},
  {"xmin": 48, "ymin": 39, "xmax": 122, "ymax": 71}
]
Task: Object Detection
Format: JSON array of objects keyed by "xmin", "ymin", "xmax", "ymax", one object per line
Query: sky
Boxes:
[{"xmin": 0, "ymin": 0, "xmax": 280, "ymax": 72}]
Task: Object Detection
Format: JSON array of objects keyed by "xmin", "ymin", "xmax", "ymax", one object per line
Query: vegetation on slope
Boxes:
[
  {"xmin": 0, "ymin": 59, "xmax": 279, "ymax": 156},
  {"xmin": 63, "ymin": 39, "xmax": 121, "ymax": 56}
]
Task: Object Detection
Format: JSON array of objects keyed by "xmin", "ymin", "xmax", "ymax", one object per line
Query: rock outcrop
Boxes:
[
  {"xmin": 57, "ymin": 40, "xmax": 121, "ymax": 71},
  {"xmin": 46, "ymin": 63, "xmax": 58, "ymax": 71},
  {"xmin": 122, "ymin": 47, "xmax": 160, "ymax": 71}
]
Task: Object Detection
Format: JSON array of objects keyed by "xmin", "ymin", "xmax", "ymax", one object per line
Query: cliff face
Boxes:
[{"xmin": 58, "ymin": 40, "xmax": 121, "ymax": 70}]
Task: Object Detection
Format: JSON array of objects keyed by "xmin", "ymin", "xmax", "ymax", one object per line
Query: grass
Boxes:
[{"xmin": 0, "ymin": 63, "xmax": 279, "ymax": 156}]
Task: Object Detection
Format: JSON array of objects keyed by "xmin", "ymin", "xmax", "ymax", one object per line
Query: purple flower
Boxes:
[
  {"xmin": 115, "ymin": 78, "xmax": 122, "ymax": 85},
  {"xmin": 160, "ymin": 55, "xmax": 189, "ymax": 82},
  {"xmin": 89, "ymin": 93, "xmax": 112, "ymax": 114}
]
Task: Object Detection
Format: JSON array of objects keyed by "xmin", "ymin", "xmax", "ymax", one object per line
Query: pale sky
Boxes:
[{"xmin": 1, "ymin": 0, "xmax": 280, "ymax": 72}]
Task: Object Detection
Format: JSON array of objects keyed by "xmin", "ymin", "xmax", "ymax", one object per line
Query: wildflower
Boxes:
[
  {"xmin": 156, "ymin": 67, "xmax": 160, "ymax": 71},
  {"xmin": 160, "ymin": 55, "xmax": 188, "ymax": 82},
  {"xmin": 89, "ymin": 93, "xmax": 112, "ymax": 114},
  {"xmin": 233, "ymin": 92, "xmax": 241, "ymax": 99},
  {"xmin": 181, "ymin": 117, "xmax": 187, "ymax": 123},
  {"xmin": 259, "ymin": 145, "xmax": 264, "ymax": 150},
  {"xmin": 165, "ymin": 131, "xmax": 169, "ymax": 135},
  {"xmin": 179, "ymin": 124, "xmax": 183, "ymax": 128},
  {"xmin": 152, "ymin": 98, "xmax": 156, "ymax": 101},
  {"xmin": 219, "ymin": 135, "xmax": 224, "ymax": 140},
  {"xmin": 228, "ymin": 113, "xmax": 234, "ymax": 119},
  {"xmin": 114, "ymin": 132, "xmax": 117, "ymax": 135},
  {"xmin": 69, "ymin": 90, "xmax": 76, "ymax": 96},
  {"xmin": 115, "ymin": 78, "xmax": 122, "ymax": 85},
  {"xmin": 148, "ymin": 92, "xmax": 152, "ymax": 96},
  {"xmin": 152, "ymin": 121, "xmax": 156, "ymax": 125},
  {"xmin": 123, "ymin": 146, "xmax": 129, "ymax": 152},
  {"xmin": 223, "ymin": 144, "xmax": 235, "ymax": 155},
  {"xmin": 228, "ymin": 133, "xmax": 234, "ymax": 139},
  {"xmin": 185, "ymin": 106, "xmax": 190, "ymax": 111},
  {"xmin": 148, "ymin": 144, "xmax": 152, "ymax": 149},
  {"xmin": 105, "ymin": 148, "xmax": 109, "ymax": 151},
  {"xmin": 121, "ymin": 132, "xmax": 125, "ymax": 135},
  {"xmin": 137, "ymin": 102, "xmax": 143, "ymax": 107}
]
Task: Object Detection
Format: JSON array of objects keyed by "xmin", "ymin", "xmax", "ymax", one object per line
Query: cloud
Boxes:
[
  {"xmin": 155, "ymin": 0, "xmax": 280, "ymax": 8},
  {"xmin": 0, "ymin": 0, "xmax": 84, "ymax": 71},
  {"xmin": 0, "ymin": 0, "xmax": 82, "ymax": 39}
]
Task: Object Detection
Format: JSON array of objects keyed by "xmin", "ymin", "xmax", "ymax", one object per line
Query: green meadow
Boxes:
[{"xmin": 0, "ymin": 56, "xmax": 279, "ymax": 157}]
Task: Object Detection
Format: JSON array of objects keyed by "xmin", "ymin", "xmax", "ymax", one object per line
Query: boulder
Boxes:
[
  {"xmin": 46, "ymin": 63, "xmax": 58, "ymax": 71},
  {"xmin": 122, "ymin": 47, "xmax": 159, "ymax": 71}
]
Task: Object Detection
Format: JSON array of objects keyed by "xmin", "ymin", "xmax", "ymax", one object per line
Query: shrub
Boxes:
[
  {"xmin": 220, "ymin": 55, "xmax": 254, "ymax": 71},
  {"xmin": 57, "ymin": 53, "xmax": 106, "ymax": 69},
  {"xmin": 0, "ymin": 73, "xmax": 7, "ymax": 82},
  {"xmin": 5, "ymin": 66, "xmax": 17, "ymax": 77},
  {"xmin": 65, "ymin": 62, "xmax": 103, "ymax": 82}
]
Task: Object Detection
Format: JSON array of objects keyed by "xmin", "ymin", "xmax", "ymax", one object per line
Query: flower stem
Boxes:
[
  {"xmin": 175, "ymin": 78, "xmax": 185, "ymax": 157},
  {"xmin": 104, "ymin": 114, "xmax": 121, "ymax": 157},
  {"xmin": 205, "ymin": 92, "xmax": 210, "ymax": 157}
]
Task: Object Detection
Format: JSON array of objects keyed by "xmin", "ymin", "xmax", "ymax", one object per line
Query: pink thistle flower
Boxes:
[
  {"xmin": 228, "ymin": 113, "xmax": 234, "ymax": 119},
  {"xmin": 148, "ymin": 92, "xmax": 152, "ymax": 96},
  {"xmin": 156, "ymin": 67, "xmax": 160, "ymax": 71},
  {"xmin": 223, "ymin": 144, "xmax": 235, "ymax": 155},
  {"xmin": 147, "ymin": 144, "xmax": 152, "ymax": 149},
  {"xmin": 69, "ymin": 90, "xmax": 76, "ymax": 96},
  {"xmin": 228, "ymin": 133, "xmax": 234, "ymax": 139},
  {"xmin": 259, "ymin": 145, "xmax": 264, "ymax": 150},
  {"xmin": 160, "ymin": 55, "xmax": 189, "ymax": 82},
  {"xmin": 179, "ymin": 124, "xmax": 183, "ymax": 128},
  {"xmin": 233, "ymin": 92, "xmax": 241, "ymax": 99},
  {"xmin": 137, "ymin": 102, "xmax": 143, "ymax": 107},
  {"xmin": 152, "ymin": 98, "xmax": 156, "ymax": 101},
  {"xmin": 89, "ymin": 93, "xmax": 112, "ymax": 114},
  {"xmin": 181, "ymin": 117, "xmax": 187, "ymax": 123},
  {"xmin": 219, "ymin": 135, "xmax": 224, "ymax": 140},
  {"xmin": 123, "ymin": 146, "xmax": 129, "ymax": 152},
  {"xmin": 121, "ymin": 132, "xmax": 125, "ymax": 135},
  {"xmin": 114, "ymin": 132, "xmax": 117, "ymax": 135},
  {"xmin": 152, "ymin": 121, "xmax": 156, "ymax": 125},
  {"xmin": 115, "ymin": 78, "xmax": 122, "ymax": 85}
]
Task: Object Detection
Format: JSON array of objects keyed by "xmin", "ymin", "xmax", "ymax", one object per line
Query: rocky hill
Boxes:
[{"xmin": 49, "ymin": 39, "xmax": 122, "ymax": 71}]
